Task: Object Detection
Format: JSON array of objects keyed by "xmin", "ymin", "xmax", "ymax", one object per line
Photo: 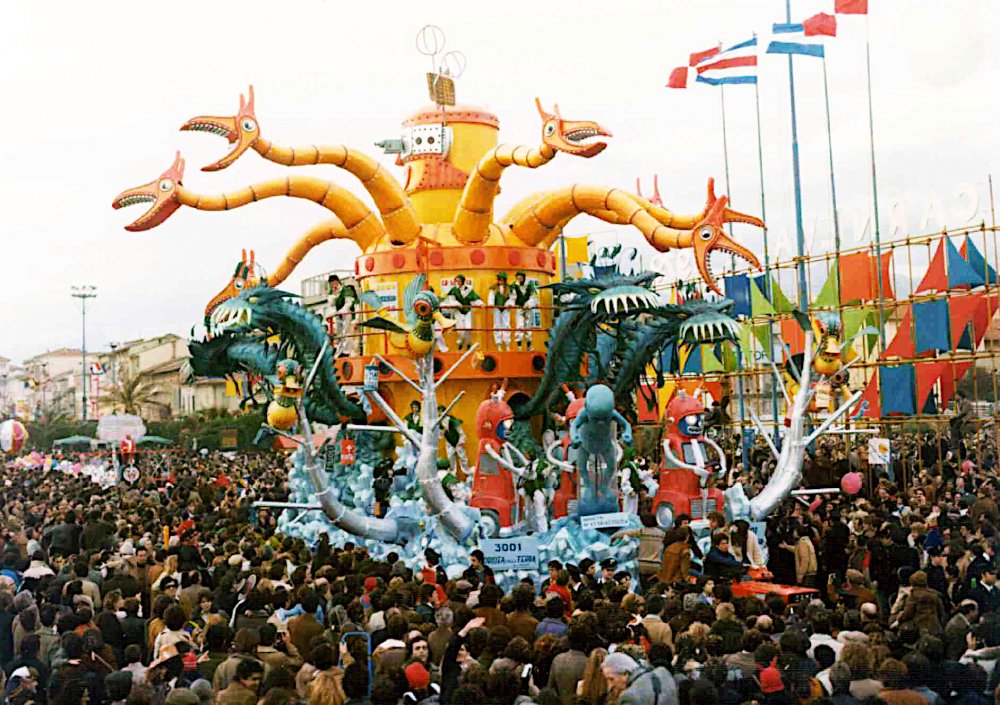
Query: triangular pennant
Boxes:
[
  {"xmin": 854, "ymin": 374, "xmax": 880, "ymax": 418},
  {"xmin": 973, "ymin": 294, "xmax": 1000, "ymax": 346},
  {"xmin": 724, "ymin": 275, "xmax": 753, "ymax": 318},
  {"xmin": 750, "ymin": 279, "xmax": 777, "ymax": 316},
  {"xmin": 921, "ymin": 394, "xmax": 937, "ymax": 415},
  {"xmin": 780, "ymin": 318, "xmax": 806, "ymax": 356},
  {"xmin": 681, "ymin": 344, "xmax": 702, "ymax": 375},
  {"xmin": 963, "ymin": 237, "xmax": 998, "ymax": 285},
  {"xmin": 881, "ymin": 365, "xmax": 916, "ymax": 416},
  {"xmin": 915, "ymin": 238, "xmax": 948, "ymax": 293},
  {"xmin": 915, "ymin": 360, "xmax": 949, "ymax": 411},
  {"xmin": 939, "ymin": 361, "xmax": 973, "ymax": 407},
  {"xmin": 946, "ymin": 236, "xmax": 984, "ymax": 289},
  {"xmin": 812, "ymin": 263, "xmax": 840, "ymax": 309},
  {"xmin": 913, "ymin": 299, "xmax": 951, "ymax": 355},
  {"xmin": 770, "ymin": 278, "xmax": 795, "ymax": 314},
  {"xmin": 843, "ymin": 306, "xmax": 873, "ymax": 341},
  {"xmin": 949, "ymin": 293, "xmax": 984, "ymax": 352},
  {"xmin": 701, "ymin": 347, "xmax": 725, "ymax": 373},
  {"xmin": 752, "ymin": 324, "xmax": 772, "ymax": 353},
  {"xmin": 737, "ymin": 324, "xmax": 756, "ymax": 366},
  {"xmin": 703, "ymin": 381, "xmax": 723, "ymax": 402},
  {"xmin": 882, "ymin": 308, "xmax": 914, "ymax": 359}
]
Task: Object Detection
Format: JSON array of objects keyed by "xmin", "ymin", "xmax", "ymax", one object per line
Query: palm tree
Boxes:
[{"xmin": 101, "ymin": 368, "xmax": 165, "ymax": 416}]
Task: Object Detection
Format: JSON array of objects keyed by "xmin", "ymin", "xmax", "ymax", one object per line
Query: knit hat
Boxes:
[
  {"xmin": 759, "ymin": 659, "xmax": 784, "ymax": 694},
  {"xmin": 364, "ymin": 577, "xmax": 378, "ymax": 591},
  {"xmin": 602, "ymin": 652, "xmax": 639, "ymax": 676},
  {"xmin": 404, "ymin": 662, "xmax": 430, "ymax": 690}
]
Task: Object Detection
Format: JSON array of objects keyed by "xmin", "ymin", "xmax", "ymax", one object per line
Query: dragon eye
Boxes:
[
  {"xmin": 241, "ymin": 118, "xmax": 256, "ymax": 132},
  {"xmin": 699, "ymin": 227, "xmax": 713, "ymax": 241},
  {"xmin": 159, "ymin": 179, "xmax": 174, "ymax": 192},
  {"xmin": 235, "ymin": 279, "xmax": 244, "ymax": 290},
  {"xmin": 544, "ymin": 122, "xmax": 556, "ymax": 136}
]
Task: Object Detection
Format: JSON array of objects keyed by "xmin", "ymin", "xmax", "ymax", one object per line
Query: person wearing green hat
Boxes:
[
  {"xmin": 488, "ymin": 272, "xmax": 512, "ymax": 350},
  {"xmin": 442, "ymin": 274, "xmax": 483, "ymax": 351},
  {"xmin": 511, "ymin": 271, "xmax": 538, "ymax": 350}
]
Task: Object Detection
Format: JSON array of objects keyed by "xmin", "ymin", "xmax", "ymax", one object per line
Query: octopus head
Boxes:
[
  {"xmin": 535, "ymin": 99, "xmax": 611, "ymax": 158},
  {"xmin": 691, "ymin": 179, "xmax": 765, "ymax": 295},
  {"xmin": 112, "ymin": 152, "xmax": 185, "ymax": 232},
  {"xmin": 181, "ymin": 85, "xmax": 260, "ymax": 172}
]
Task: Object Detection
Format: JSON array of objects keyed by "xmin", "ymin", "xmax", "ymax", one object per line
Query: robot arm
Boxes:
[
  {"xmin": 702, "ymin": 436, "xmax": 729, "ymax": 480},
  {"xmin": 483, "ymin": 443, "xmax": 525, "ymax": 474},
  {"xmin": 504, "ymin": 442, "xmax": 530, "ymax": 469},
  {"xmin": 545, "ymin": 440, "xmax": 574, "ymax": 471},
  {"xmin": 662, "ymin": 439, "xmax": 711, "ymax": 482},
  {"xmin": 612, "ymin": 410, "xmax": 633, "ymax": 445}
]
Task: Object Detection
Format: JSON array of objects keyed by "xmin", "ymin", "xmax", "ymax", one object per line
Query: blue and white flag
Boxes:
[{"xmin": 767, "ymin": 21, "xmax": 828, "ymax": 58}]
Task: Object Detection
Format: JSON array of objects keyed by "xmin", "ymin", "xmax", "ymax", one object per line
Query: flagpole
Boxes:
[
  {"xmin": 785, "ymin": 0, "xmax": 809, "ymax": 311},
  {"xmin": 720, "ymin": 83, "xmax": 736, "ymax": 271},
  {"xmin": 821, "ymin": 54, "xmax": 843, "ymax": 299},
  {"xmin": 720, "ymin": 80, "xmax": 751, "ymax": 466},
  {"xmin": 865, "ymin": 26, "xmax": 887, "ymax": 349},
  {"xmin": 754, "ymin": 77, "xmax": 781, "ymax": 446}
]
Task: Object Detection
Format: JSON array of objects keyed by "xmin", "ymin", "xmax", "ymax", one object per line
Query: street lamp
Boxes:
[
  {"xmin": 71, "ymin": 286, "xmax": 97, "ymax": 421},
  {"xmin": 109, "ymin": 341, "xmax": 119, "ymax": 391}
]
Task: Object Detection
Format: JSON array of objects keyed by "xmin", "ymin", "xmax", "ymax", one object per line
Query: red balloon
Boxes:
[
  {"xmin": 961, "ymin": 459, "xmax": 974, "ymax": 474},
  {"xmin": 841, "ymin": 472, "xmax": 863, "ymax": 495}
]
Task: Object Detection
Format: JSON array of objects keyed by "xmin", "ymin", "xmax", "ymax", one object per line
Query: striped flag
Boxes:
[
  {"xmin": 767, "ymin": 19, "xmax": 832, "ymax": 58},
  {"xmin": 667, "ymin": 38, "xmax": 758, "ymax": 88},
  {"xmin": 695, "ymin": 37, "xmax": 758, "ymax": 86},
  {"xmin": 667, "ymin": 44, "xmax": 720, "ymax": 89},
  {"xmin": 89, "ymin": 361, "xmax": 106, "ymax": 375}
]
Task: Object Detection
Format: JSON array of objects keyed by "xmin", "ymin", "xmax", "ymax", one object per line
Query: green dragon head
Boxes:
[
  {"xmin": 676, "ymin": 299, "xmax": 740, "ymax": 345},
  {"xmin": 207, "ymin": 286, "xmax": 294, "ymax": 338}
]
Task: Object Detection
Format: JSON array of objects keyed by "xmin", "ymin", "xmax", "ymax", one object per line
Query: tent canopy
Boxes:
[
  {"xmin": 53, "ymin": 436, "xmax": 95, "ymax": 447},
  {"xmin": 137, "ymin": 436, "xmax": 173, "ymax": 445}
]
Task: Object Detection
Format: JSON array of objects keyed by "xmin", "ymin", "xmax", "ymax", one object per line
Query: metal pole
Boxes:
[
  {"xmin": 720, "ymin": 84, "xmax": 736, "ymax": 271},
  {"xmin": 559, "ymin": 230, "xmax": 568, "ymax": 281},
  {"xmin": 785, "ymin": 0, "xmax": 809, "ymax": 311},
  {"xmin": 866, "ymin": 35, "xmax": 886, "ymax": 349},
  {"xmin": 822, "ymin": 55, "xmax": 843, "ymax": 293},
  {"xmin": 71, "ymin": 286, "xmax": 97, "ymax": 421},
  {"xmin": 755, "ymin": 78, "xmax": 781, "ymax": 446},
  {"xmin": 989, "ymin": 174, "xmax": 996, "ymax": 229}
]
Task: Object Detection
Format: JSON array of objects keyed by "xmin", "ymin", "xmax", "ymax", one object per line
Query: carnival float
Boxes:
[{"xmin": 111, "ymin": 31, "xmax": 866, "ymax": 586}]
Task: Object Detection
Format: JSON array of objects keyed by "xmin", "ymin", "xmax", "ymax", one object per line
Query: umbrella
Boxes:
[
  {"xmin": 53, "ymin": 436, "xmax": 95, "ymax": 447},
  {"xmin": 137, "ymin": 436, "xmax": 173, "ymax": 446}
]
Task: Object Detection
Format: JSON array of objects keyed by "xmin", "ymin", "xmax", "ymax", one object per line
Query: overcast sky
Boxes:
[{"xmin": 1, "ymin": 0, "xmax": 997, "ymax": 364}]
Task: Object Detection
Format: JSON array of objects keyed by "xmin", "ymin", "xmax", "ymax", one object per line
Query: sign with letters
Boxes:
[
  {"xmin": 579, "ymin": 512, "xmax": 630, "ymax": 530},
  {"xmin": 481, "ymin": 537, "xmax": 539, "ymax": 571}
]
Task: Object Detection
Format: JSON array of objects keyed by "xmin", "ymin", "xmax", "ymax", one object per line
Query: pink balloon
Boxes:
[
  {"xmin": 961, "ymin": 459, "xmax": 974, "ymax": 473},
  {"xmin": 841, "ymin": 472, "xmax": 863, "ymax": 495}
]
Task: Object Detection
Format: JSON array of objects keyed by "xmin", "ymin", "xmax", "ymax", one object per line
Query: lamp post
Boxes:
[
  {"xmin": 109, "ymin": 342, "xmax": 119, "ymax": 391},
  {"xmin": 71, "ymin": 286, "xmax": 97, "ymax": 421}
]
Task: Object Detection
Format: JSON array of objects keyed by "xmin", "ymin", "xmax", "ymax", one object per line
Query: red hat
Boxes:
[
  {"xmin": 364, "ymin": 577, "xmax": 378, "ymax": 591},
  {"xmin": 759, "ymin": 660, "xmax": 784, "ymax": 694},
  {"xmin": 404, "ymin": 662, "xmax": 430, "ymax": 690}
]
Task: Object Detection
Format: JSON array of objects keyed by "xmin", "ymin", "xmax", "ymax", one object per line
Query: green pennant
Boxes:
[
  {"xmin": 702, "ymin": 346, "xmax": 725, "ymax": 373},
  {"xmin": 769, "ymin": 277, "xmax": 795, "ymax": 314},
  {"xmin": 750, "ymin": 279, "xmax": 776, "ymax": 317},
  {"xmin": 812, "ymin": 263, "xmax": 840, "ymax": 309},
  {"xmin": 721, "ymin": 342, "xmax": 740, "ymax": 372},
  {"xmin": 737, "ymin": 323, "xmax": 756, "ymax": 366}
]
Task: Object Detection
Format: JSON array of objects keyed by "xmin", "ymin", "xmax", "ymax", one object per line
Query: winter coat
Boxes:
[
  {"xmin": 898, "ymin": 587, "xmax": 945, "ymax": 633},
  {"xmin": 620, "ymin": 666, "xmax": 678, "ymax": 705},
  {"xmin": 659, "ymin": 538, "xmax": 690, "ymax": 585}
]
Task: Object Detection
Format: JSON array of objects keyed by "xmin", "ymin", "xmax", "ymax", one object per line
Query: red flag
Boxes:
[
  {"xmin": 882, "ymin": 308, "xmax": 913, "ymax": 359},
  {"xmin": 915, "ymin": 238, "xmax": 948, "ymax": 293},
  {"xmin": 835, "ymin": 0, "xmax": 868, "ymax": 14},
  {"xmin": 667, "ymin": 66, "xmax": 688, "ymax": 89},
  {"xmin": 804, "ymin": 13, "xmax": 837, "ymax": 36},
  {"xmin": 689, "ymin": 46, "xmax": 720, "ymax": 66}
]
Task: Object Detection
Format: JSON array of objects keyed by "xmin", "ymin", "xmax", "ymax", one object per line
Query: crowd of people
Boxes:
[{"xmin": 0, "ymin": 436, "xmax": 1000, "ymax": 705}]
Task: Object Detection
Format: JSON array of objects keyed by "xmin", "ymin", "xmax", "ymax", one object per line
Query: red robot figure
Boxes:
[
  {"xmin": 470, "ymin": 392, "xmax": 529, "ymax": 537},
  {"xmin": 653, "ymin": 391, "xmax": 726, "ymax": 529}
]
